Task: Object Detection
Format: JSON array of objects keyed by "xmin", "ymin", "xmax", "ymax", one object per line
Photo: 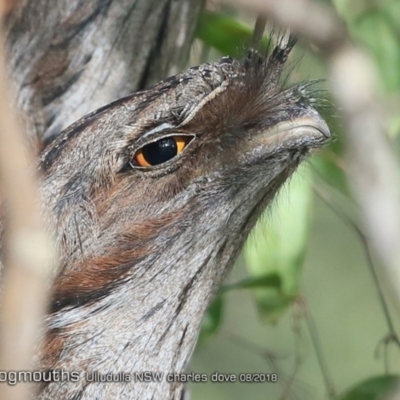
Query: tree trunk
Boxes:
[{"xmin": 5, "ymin": 0, "xmax": 203, "ymax": 145}]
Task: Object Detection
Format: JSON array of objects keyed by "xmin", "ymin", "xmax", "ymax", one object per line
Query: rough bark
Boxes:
[{"xmin": 5, "ymin": 0, "xmax": 203, "ymax": 146}]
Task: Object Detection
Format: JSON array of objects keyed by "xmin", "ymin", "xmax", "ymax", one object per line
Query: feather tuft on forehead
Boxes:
[{"xmin": 177, "ymin": 32, "xmax": 318, "ymax": 136}]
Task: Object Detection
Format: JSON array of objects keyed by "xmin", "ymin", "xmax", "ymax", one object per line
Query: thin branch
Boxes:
[
  {"xmin": 305, "ymin": 312, "xmax": 336, "ymax": 399},
  {"xmin": 313, "ymin": 183, "xmax": 400, "ymax": 354},
  {"xmin": 227, "ymin": 333, "xmax": 309, "ymax": 400},
  {"xmin": 0, "ymin": 13, "xmax": 56, "ymax": 400},
  {"xmin": 221, "ymin": 0, "xmax": 346, "ymax": 53},
  {"xmin": 251, "ymin": 15, "xmax": 267, "ymax": 47}
]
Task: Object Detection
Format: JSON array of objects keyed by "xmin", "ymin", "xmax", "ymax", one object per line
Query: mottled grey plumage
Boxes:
[
  {"xmin": 34, "ymin": 41, "xmax": 329, "ymax": 400},
  {"xmin": 2, "ymin": 3, "xmax": 330, "ymax": 400}
]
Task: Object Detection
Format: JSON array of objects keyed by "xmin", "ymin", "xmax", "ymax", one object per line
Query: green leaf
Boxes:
[
  {"xmin": 244, "ymin": 165, "xmax": 313, "ymax": 323},
  {"xmin": 339, "ymin": 375, "xmax": 400, "ymax": 400},
  {"xmin": 198, "ymin": 295, "xmax": 224, "ymax": 344},
  {"xmin": 195, "ymin": 10, "xmax": 255, "ymax": 57}
]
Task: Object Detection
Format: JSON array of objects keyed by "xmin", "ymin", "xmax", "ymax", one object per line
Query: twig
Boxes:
[
  {"xmin": 313, "ymin": 182, "xmax": 400, "ymax": 359},
  {"xmin": 227, "ymin": 333, "xmax": 309, "ymax": 399},
  {"xmin": 221, "ymin": 0, "xmax": 346, "ymax": 53},
  {"xmin": 0, "ymin": 12, "xmax": 56, "ymax": 400},
  {"xmin": 251, "ymin": 15, "xmax": 267, "ymax": 47},
  {"xmin": 305, "ymin": 312, "xmax": 336, "ymax": 399}
]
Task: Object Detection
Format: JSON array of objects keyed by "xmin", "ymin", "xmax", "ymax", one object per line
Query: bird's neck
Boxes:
[{"xmin": 40, "ymin": 216, "xmax": 234, "ymax": 400}]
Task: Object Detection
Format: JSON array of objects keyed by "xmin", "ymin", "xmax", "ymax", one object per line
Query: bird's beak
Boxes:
[{"xmin": 258, "ymin": 111, "xmax": 331, "ymax": 147}]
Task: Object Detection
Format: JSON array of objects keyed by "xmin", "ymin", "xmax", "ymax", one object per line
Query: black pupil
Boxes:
[{"xmin": 142, "ymin": 137, "xmax": 178, "ymax": 166}]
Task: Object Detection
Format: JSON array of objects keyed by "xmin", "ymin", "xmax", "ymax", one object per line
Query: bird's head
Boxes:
[{"xmin": 38, "ymin": 35, "xmax": 329, "ymax": 391}]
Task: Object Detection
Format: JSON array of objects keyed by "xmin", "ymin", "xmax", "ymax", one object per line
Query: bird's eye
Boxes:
[{"xmin": 134, "ymin": 136, "xmax": 190, "ymax": 167}]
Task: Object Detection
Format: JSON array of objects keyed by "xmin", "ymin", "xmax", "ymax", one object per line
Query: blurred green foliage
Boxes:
[
  {"xmin": 338, "ymin": 375, "xmax": 400, "ymax": 400},
  {"xmin": 194, "ymin": 1, "xmax": 400, "ymax": 399},
  {"xmin": 244, "ymin": 165, "xmax": 313, "ymax": 323},
  {"xmin": 195, "ymin": 10, "xmax": 254, "ymax": 57},
  {"xmin": 334, "ymin": 0, "xmax": 400, "ymax": 92}
]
